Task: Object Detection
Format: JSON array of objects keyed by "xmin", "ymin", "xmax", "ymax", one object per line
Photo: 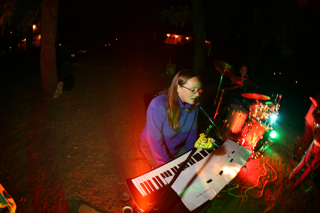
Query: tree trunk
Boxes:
[
  {"xmin": 40, "ymin": 0, "xmax": 59, "ymax": 97},
  {"xmin": 191, "ymin": 0, "xmax": 207, "ymax": 77}
]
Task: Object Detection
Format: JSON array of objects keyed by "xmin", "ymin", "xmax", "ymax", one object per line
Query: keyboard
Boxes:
[{"xmin": 125, "ymin": 139, "xmax": 251, "ymax": 212}]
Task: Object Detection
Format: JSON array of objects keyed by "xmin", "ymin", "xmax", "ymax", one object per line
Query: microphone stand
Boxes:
[{"xmin": 199, "ymin": 105, "xmax": 223, "ymax": 141}]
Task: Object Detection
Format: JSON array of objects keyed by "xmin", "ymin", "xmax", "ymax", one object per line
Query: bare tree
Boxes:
[
  {"xmin": 40, "ymin": 0, "xmax": 59, "ymax": 97},
  {"xmin": 1, "ymin": 0, "xmax": 59, "ymax": 97},
  {"xmin": 191, "ymin": 0, "xmax": 206, "ymax": 77},
  {"xmin": 159, "ymin": 1, "xmax": 207, "ymax": 77}
]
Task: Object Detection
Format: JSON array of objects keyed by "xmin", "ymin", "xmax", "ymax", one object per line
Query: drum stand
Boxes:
[{"xmin": 214, "ymin": 85, "xmax": 242, "ymax": 120}]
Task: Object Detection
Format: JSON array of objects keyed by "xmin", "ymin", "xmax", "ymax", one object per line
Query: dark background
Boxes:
[
  {"xmin": 58, "ymin": 0, "xmax": 320, "ymax": 133},
  {"xmin": 2, "ymin": 0, "xmax": 320, "ymax": 132}
]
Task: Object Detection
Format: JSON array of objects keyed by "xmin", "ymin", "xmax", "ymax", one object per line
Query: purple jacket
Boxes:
[{"xmin": 140, "ymin": 93, "xmax": 198, "ymax": 165}]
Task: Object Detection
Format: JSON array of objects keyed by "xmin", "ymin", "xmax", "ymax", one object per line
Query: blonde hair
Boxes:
[{"xmin": 166, "ymin": 70, "xmax": 198, "ymax": 130}]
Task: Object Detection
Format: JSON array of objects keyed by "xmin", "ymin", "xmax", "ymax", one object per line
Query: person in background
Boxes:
[
  {"xmin": 228, "ymin": 65, "xmax": 250, "ymax": 107},
  {"xmin": 289, "ymin": 94, "xmax": 320, "ymax": 189},
  {"xmin": 139, "ymin": 70, "xmax": 202, "ymax": 168},
  {"xmin": 292, "ymin": 92, "xmax": 320, "ymax": 161}
]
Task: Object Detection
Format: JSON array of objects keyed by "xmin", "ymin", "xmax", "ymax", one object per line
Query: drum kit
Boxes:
[{"xmin": 212, "ymin": 60, "xmax": 282, "ymax": 154}]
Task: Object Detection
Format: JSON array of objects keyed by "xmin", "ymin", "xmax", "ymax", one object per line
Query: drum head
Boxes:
[{"xmin": 230, "ymin": 104, "xmax": 248, "ymax": 114}]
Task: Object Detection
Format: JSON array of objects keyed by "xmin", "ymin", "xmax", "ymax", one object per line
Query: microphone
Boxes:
[
  {"xmin": 196, "ymin": 102, "xmax": 218, "ymax": 129},
  {"xmin": 196, "ymin": 102, "xmax": 223, "ymax": 141}
]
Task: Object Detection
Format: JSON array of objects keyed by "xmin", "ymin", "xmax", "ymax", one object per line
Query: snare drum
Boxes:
[{"xmin": 226, "ymin": 104, "xmax": 248, "ymax": 133}]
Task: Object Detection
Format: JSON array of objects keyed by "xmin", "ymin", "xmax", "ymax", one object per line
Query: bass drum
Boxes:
[
  {"xmin": 241, "ymin": 119, "xmax": 268, "ymax": 150},
  {"xmin": 226, "ymin": 104, "xmax": 248, "ymax": 133}
]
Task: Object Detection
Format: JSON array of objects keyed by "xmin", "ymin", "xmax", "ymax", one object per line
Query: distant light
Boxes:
[
  {"xmin": 175, "ymin": 35, "xmax": 178, "ymax": 38},
  {"xmin": 9, "ymin": 47, "xmax": 11, "ymax": 49},
  {"xmin": 274, "ymin": 72, "xmax": 276, "ymax": 75},
  {"xmin": 115, "ymin": 38, "xmax": 118, "ymax": 41},
  {"xmin": 166, "ymin": 34, "xmax": 170, "ymax": 37},
  {"xmin": 10, "ymin": 31, "xmax": 12, "ymax": 34},
  {"xmin": 270, "ymin": 131, "xmax": 277, "ymax": 138},
  {"xmin": 295, "ymin": 81, "xmax": 298, "ymax": 84},
  {"xmin": 279, "ymin": 72, "xmax": 281, "ymax": 75},
  {"xmin": 59, "ymin": 44, "xmax": 61, "ymax": 46},
  {"xmin": 186, "ymin": 37, "xmax": 189, "ymax": 40},
  {"xmin": 33, "ymin": 25, "xmax": 36, "ymax": 30},
  {"xmin": 271, "ymin": 114, "xmax": 277, "ymax": 121},
  {"xmin": 104, "ymin": 44, "xmax": 107, "ymax": 47},
  {"xmin": 71, "ymin": 54, "xmax": 75, "ymax": 57}
]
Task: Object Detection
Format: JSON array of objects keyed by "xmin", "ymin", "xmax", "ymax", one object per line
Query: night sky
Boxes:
[{"xmin": 58, "ymin": 0, "xmax": 172, "ymax": 42}]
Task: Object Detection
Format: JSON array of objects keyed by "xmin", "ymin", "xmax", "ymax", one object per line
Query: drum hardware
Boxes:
[
  {"xmin": 252, "ymin": 135, "xmax": 275, "ymax": 159},
  {"xmin": 229, "ymin": 92, "xmax": 282, "ymax": 156},
  {"xmin": 247, "ymin": 98, "xmax": 279, "ymax": 123},
  {"xmin": 214, "ymin": 60, "xmax": 236, "ymax": 78},
  {"xmin": 213, "ymin": 85, "xmax": 242, "ymax": 119},
  {"xmin": 213, "ymin": 60, "xmax": 236, "ymax": 105},
  {"xmin": 241, "ymin": 93, "xmax": 271, "ymax": 101},
  {"xmin": 230, "ymin": 76, "xmax": 255, "ymax": 86},
  {"xmin": 214, "ymin": 89, "xmax": 225, "ymax": 120}
]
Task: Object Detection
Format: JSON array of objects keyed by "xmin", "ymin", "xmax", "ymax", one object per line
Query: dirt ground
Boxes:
[{"xmin": 1, "ymin": 50, "xmax": 320, "ymax": 213}]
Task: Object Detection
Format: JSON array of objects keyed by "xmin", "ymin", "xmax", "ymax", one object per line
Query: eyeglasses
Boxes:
[{"xmin": 179, "ymin": 85, "xmax": 203, "ymax": 94}]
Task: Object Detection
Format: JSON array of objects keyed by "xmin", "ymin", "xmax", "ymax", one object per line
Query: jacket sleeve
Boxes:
[
  {"xmin": 145, "ymin": 106, "xmax": 173, "ymax": 165},
  {"xmin": 185, "ymin": 110, "xmax": 198, "ymax": 151}
]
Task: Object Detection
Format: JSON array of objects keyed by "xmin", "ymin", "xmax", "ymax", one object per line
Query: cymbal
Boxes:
[
  {"xmin": 241, "ymin": 93, "xmax": 270, "ymax": 101},
  {"xmin": 264, "ymin": 101, "xmax": 274, "ymax": 106},
  {"xmin": 214, "ymin": 60, "xmax": 236, "ymax": 77},
  {"xmin": 230, "ymin": 76, "xmax": 255, "ymax": 86}
]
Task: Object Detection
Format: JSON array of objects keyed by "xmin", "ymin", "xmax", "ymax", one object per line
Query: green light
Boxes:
[{"xmin": 270, "ymin": 130, "xmax": 277, "ymax": 138}]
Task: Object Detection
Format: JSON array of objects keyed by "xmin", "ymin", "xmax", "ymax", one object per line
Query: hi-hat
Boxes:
[
  {"xmin": 230, "ymin": 76, "xmax": 255, "ymax": 86},
  {"xmin": 241, "ymin": 93, "xmax": 270, "ymax": 100},
  {"xmin": 214, "ymin": 60, "xmax": 236, "ymax": 77}
]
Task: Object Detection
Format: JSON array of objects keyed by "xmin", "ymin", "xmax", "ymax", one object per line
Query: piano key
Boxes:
[
  {"xmin": 155, "ymin": 175, "xmax": 166, "ymax": 186},
  {"xmin": 160, "ymin": 173, "xmax": 166, "ymax": 178},
  {"xmin": 150, "ymin": 171, "xmax": 164, "ymax": 190},
  {"xmin": 149, "ymin": 172, "xmax": 162, "ymax": 190},
  {"xmin": 140, "ymin": 176, "xmax": 153, "ymax": 193},
  {"xmin": 140, "ymin": 182, "xmax": 150, "ymax": 194},
  {"xmin": 147, "ymin": 174, "xmax": 159, "ymax": 191},
  {"xmin": 137, "ymin": 176, "xmax": 150, "ymax": 194},
  {"xmin": 145, "ymin": 173, "xmax": 159, "ymax": 191},
  {"xmin": 147, "ymin": 180, "xmax": 156, "ymax": 191},
  {"xmin": 172, "ymin": 166, "xmax": 177, "ymax": 173},
  {"xmin": 156, "ymin": 167, "xmax": 169, "ymax": 183},
  {"xmin": 193, "ymin": 153, "xmax": 204, "ymax": 161},
  {"xmin": 130, "ymin": 148, "xmax": 206, "ymax": 197},
  {"xmin": 143, "ymin": 181, "xmax": 153, "ymax": 193},
  {"xmin": 200, "ymin": 149, "xmax": 209, "ymax": 157},
  {"xmin": 152, "ymin": 177, "xmax": 162, "ymax": 188},
  {"xmin": 132, "ymin": 178, "xmax": 147, "ymax": 196},
  {"xmin": 171, "ymin": 167, "xmax": 177, "ymax": 174},
  {"xmin": 189, "ymin": 158, "xmax": 196, "ymax": 164}
]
